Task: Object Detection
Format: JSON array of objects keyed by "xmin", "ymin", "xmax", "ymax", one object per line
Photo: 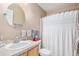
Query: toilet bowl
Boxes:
[{"xmin": 39, "ymin": 48, "xmax": 51, "ymax": 56}]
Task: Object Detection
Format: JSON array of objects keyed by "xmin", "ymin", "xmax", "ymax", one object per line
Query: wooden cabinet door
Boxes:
[
  {"xmin": 27, "ymin": 46, "xmax": 39, "ymax": 56},
  {"xmin": 19, "ymin": 51, "xmax": 27, "ymax": 56}
]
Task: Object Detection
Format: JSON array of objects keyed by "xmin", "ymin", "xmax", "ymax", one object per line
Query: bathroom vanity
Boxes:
[
  {"xmin": 0, "ymin": 40, "xmax": 41, "ymax": 56},
  {"xmin": 20, "ymin": 46, "xmax": 39, "ymax": 56}
]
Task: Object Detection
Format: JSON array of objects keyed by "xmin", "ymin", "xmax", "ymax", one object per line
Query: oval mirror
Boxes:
[{"xmin": 4, "ymin": 4, "xmax": 25, "ymax": 28}]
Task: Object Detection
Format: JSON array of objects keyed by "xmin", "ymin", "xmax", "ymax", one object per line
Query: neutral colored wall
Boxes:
[
  {"xmin": 20, "ymin": 3, "xmax": 46, "ymax": 30},
  {"xmin": 0, "ymin": 3, "xmax": 46, "ymax": 42},
  {"xmin": 0, "ymin": 11, "xmax": 20, "ymax": 42},
  {"xmin": 45, "ymin": 3, "xmax": 78, "ymax": 15},
  {"xmin": 0, "ymin": 3, "xmax": 79, "ymax": 42}
]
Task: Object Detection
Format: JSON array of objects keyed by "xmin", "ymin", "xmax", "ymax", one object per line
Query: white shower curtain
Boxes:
[{"xmin": 42, "ymin": 11, "xmax": 77, "ymax": 56}]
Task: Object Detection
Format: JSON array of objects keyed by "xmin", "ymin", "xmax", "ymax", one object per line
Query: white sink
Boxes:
[{"xmin": 5, "ymin": 41, "xmax": 31, "ymax": 50}]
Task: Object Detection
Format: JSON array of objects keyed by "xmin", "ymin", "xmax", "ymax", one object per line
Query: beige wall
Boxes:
[
  {"xmin": 2, "ymin": 3, "xmax": 79, "ymax": 42},
  {"xmin": 0, "ymin": 11, "xmax": 20, "ymax": 42},
  {"xmin": 44, "ymin": 3, "xmax": 78, "ymax": 15},
  {"xmin": 20, "ymin": 3, "xmax": 46, "ymax": 30},
  {"xmin": 0, "ymin": 3, "xmax": 46, "ymax": 42}
]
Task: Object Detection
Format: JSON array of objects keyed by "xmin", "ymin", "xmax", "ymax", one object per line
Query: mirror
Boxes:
[{"xmin": 4, "ymin": 4, "xmax": 25, "ymax": 28}]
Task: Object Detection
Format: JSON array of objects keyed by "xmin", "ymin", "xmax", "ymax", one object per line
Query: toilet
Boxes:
[{"xmin": 39, "ymin": 48, "xmax": 51, "ymax": 56}]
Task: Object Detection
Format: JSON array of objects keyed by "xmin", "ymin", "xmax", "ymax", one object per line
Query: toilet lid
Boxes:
[{"xmin": 39, "ymin": 49, "xmax": 51, "ymax": 55}]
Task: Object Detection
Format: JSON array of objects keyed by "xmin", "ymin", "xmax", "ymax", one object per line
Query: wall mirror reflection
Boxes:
[{"xmin": 4, "ymin": 4, "xmax": 26, "ymax": 28}]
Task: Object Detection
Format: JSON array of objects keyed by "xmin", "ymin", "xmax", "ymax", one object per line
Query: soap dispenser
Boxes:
[
  {"xmin": 0, "ymin": 33, "xmax": 5, "ymax": 47},
  {"xmin": 0, "ymin": 33, "xmax": 3, "ymax": 41}
]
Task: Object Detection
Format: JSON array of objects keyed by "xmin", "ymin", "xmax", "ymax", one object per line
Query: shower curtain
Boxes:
[{"xmin": 42, "ymin": 11, "xmax": 78, "ymax": 56}]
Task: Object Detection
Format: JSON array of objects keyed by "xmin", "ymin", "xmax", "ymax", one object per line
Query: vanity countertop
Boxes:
[{"xmin": 0, "ymin": 40, "xmax": 41, "ymax": 56}]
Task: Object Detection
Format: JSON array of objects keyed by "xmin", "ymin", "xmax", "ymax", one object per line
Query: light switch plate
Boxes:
[{"xmin": 27, "ymin": 30, "xmax": 32, "ymax": 37}]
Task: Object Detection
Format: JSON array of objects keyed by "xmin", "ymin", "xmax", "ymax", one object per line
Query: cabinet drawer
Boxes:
[
  {"xmin": 19, "ymin": 46, "xmax": 39, "ymax": 56},
  {"xmin": 27, "ymin": 46, "xmax": 39, "ymax": 56}
]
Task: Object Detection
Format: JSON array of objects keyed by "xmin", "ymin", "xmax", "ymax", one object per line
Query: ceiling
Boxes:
[{"xmin": 38, "ymin": 3, "xmax": 78, "ymax": 15}]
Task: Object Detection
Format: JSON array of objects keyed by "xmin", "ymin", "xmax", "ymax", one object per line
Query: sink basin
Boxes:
[{"xmin": 5, "ymin": 41, "xmax": 31, "ymax": 50}]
